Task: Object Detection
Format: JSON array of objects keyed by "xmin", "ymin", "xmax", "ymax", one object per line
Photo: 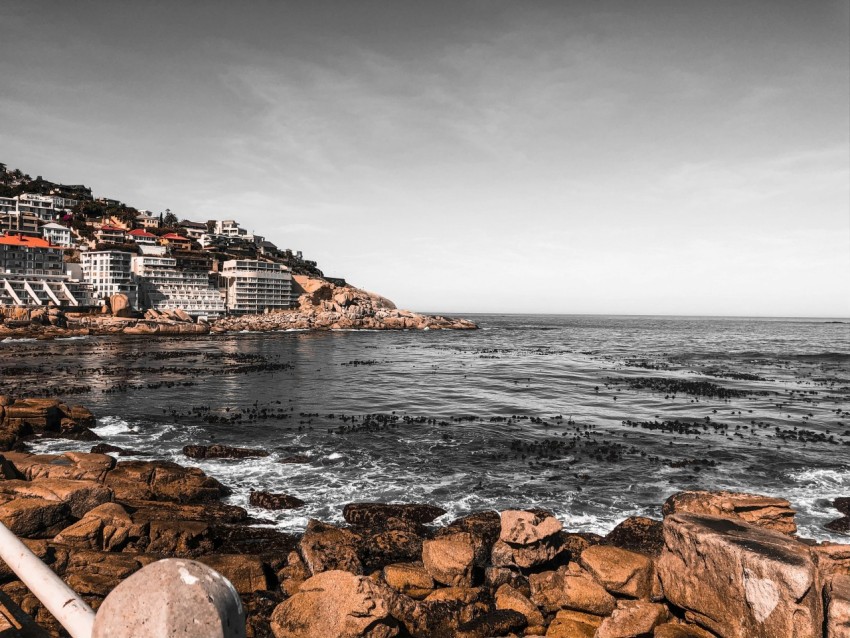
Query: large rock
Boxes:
[
  {"xmin": 422, "ymin": 532, "xmax": 475, "ymax": 587},
  {"xmin": 529, "ymin": 565, "xmax": 616, "ymax": 616},
  {"xmin": 500, "ymin": 509, "xmax": 563, "ymax": 544},
  {"xmin": 183, "ymin": 444, "xmax": 269, "ymax": 460},
  {"xmin": 382, "ymin": 563, "xmax": 434, "ymax": 599},
  {"xmin": 0, "ymin": 497, "xmax": 71, "ymax": 538},
  {"xmin": 3, "ymin": 451, "xmax": 115, "ymax": 482},
  {"xmin": 270, "ymin": 570, "xmax": 397, "ymax": 638},
  {"xmin": 595, "ymin": 600, "xmax": 668, "ymax": 638},
  {"xmin": 299, "ymin": 520, "xmax": 363, "ymax": 575},
  {"xmin": 455, "ymin": 609, "xmax": 526, "ymax": 638},
  {"xmin": 663, "ymin": 490, "xmax": 797, "ymax": 535},
  {"xmin": 604, "ymin": 516, "xmax": 664, "ymax": 557},
  {"xmin": 105, "ymin": 460, "xmax": 229, "ymax": 503},
  {"xmin": 545, "ymin": 609, "xmax": 603, "ymax": 637},
  {"xmin": 436, "ymin": 511, "xmax": 501, "ymax": 567},
  {"xmin": 494, "ymin": 583, "xmax": 545, "ymax": 632},
  {"xmin": 491, "ymin": 509, "xmax": 567, "ymax": 569},
  {"xmin": 250, "ymin": 490, "xmax": 305, "ymax": 510},
  {"xmin": 0, "ymin": 478, "xmax": 112, "ymax": 518},
  {"xmin": 343, "ymin": 503, "xmax": 446, "ymax": 529},
  {"xmin": 54, "ymin": 502, "xmax": 135, "ymax": 551},
  {"xmin": 579, "ymin": 545, "xmax": 656, "ymax": 599},
  {"xmin": 826, "ymin": 574, "xmax": 850, "ymax": 638},
  {"xmin": 109, "ymin": 293, "xmax": 133, "ymax": 318},
  {"xmin": 199, "ymin": 554, "xmax": 273, "ymax": 594},
  {"xmin": 658, "ymin": 513, "xmax": 823, "ymax": 638}
]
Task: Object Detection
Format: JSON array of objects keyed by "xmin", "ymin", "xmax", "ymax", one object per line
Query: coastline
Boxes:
[{"xmin": 0, "ymin": 397, "xmax": 847, "ymax": 637}]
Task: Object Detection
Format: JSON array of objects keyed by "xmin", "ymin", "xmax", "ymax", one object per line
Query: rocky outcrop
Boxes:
[
  {"xmin": 662, "ymin": 490, "xmax": 797, "ymax": 535},
  {"xmin": 183, "ymin": 444, "xmax": 269, "ymax": 460},
  {"xmin": 658, "ymin": 513, "xmax": 823, "ymax": 638},
  {"xmin": 212, "ymin": 276, "xmax": 477, "ymax": 333},
  {"xmin": 250, "ymin": 490, "xmax": 305, "ymax": 510}
]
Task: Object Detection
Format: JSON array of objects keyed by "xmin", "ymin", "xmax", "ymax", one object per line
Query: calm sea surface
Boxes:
[{"xmin": 3, "ymin": 314, "xmax": 849, "ymax": 540}]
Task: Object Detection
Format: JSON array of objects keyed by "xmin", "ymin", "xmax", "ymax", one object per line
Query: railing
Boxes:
[{"xmin": 0, "ymin": 521, "xmax": 245, "ymax": 638}]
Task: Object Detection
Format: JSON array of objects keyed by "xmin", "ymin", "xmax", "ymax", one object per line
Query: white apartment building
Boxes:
[
  {"xmin": 16, "ymin": 194, "xmax": 58, "ymax": 222},
  {"xmin": 80, "ymin": 251, "xmax": 137, "ymax": 307},
  {"xmin": 220, "ymin": 259, "xmax": 292, "ymax": 315},
  {"xmin": 132, "ymin": 255, "xmax": 225, "ymax": 318},
  {"xmin": 41, "ymin": 222, "xmax": 73, "ymax": 247},
  {"xmin": 214, "ymin": 219, "xmax": 247, "ymax": 238}
]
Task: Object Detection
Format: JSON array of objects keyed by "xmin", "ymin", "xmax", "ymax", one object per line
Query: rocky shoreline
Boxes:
[
  {"xmin": 0, "ymin": 275, "xmax": 477, "ymax": 340},
  {"xmin": 0, "ymin": 397, "xmax": 847, "ymax": 637}
]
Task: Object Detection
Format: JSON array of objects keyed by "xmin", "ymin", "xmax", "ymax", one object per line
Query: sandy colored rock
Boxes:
[
  {"xmin": 545, "ymin": 609, "xmax": 603, "ymax": 637},
  {"xmin": 0, "ymin": 498, "xmax": 71, "ymax": 538},
  {"xmin": 382, "ymin": 563, "xmax": 434, "ymax": 599},
  {"xmin": 422, "ymin": 532, "xmax": 475, "ymax": 587},
  {"xmin": 596, "ymin": 599, "xmax": 668, "ymax": 638},
  {"xmin": 105, "ymin": 460, "xmax": 228, "ymax": 503},
  {"xmin": 827, "ymin": 574, "xmax": 850, "ymax": 638},
  {"xmin": 662, "ymin": 490, "xmax": 797, "ymax": 535},
  {"xmin": 199, "ymin": 554, "xmax": 273, "ymax": 594},
  {"xmin": 500, "ymin": 509, "xmax": 563, "ymax": 545},
  {"xmin": 270, "ymin": 570, "xmax": 396, "ymax": 638},
  {"xmin": 0, "ymin": 478, "xmax": 112, "ymax": 518},
  {"xmin": 495, "ymin": 583, "xmax": 545, "ymax": 629},
  {"xmin": 3, "ymin": 451, "xmax": 114, "ymax": 482},
  {"xmin": 530, "ymin": 566, "xmax": 616, "ymax": 616},
  {"xmin": 579, "ymin": 544, "xmax": 655, "ymax": 598},
  {"xmin": 658, "ymin": 513, "xmax": 823, "ymax": 638},
  {"xmin": 653, "ymin": 621, "xmax": 718, "ymax": 637},
  {"xmin": 299, "ymin": 519, "xmax": 363, "ymax": 575}
]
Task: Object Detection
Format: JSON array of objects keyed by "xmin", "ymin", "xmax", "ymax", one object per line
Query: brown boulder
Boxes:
[
  {"xmin": 0, "ymin": 478, "xmax": 112, "ymax": 518},
  {"xmin": 270, "ymin": 570, "xmax": 397, "ymax": 638},
  {"xmin": 545, "ymin": 609, "xmax": 603, "ymax": 637},
  {"xmin": 146, "ymin": 519, "xmax": 214, "ymax": 556},
  {"xmin": 662, "ymin": 490, "xmax": 797, "ymax": 535},
  {"xmin": 199, "ymin": 554, "xmax": 274, "ymax": 594},
  {"xmin": 605, "ymin": 516, "xmax": 664, "ymax": 557},
  {"xmin": 422, "ymin": 532, "xmax": 475, "ymax": 587},
  {"xmin": 826, "ymin": 574, "xmax": 850, "ymax": 638},
  {"xmin": 500, "ymin": 509, "xmax": 563, "ymax": 544},
  {"xmin": 343, "ymin": 502, "xmax": 446, "ymax": 529},
  {"xmin": 250, "ymin": 490, "xmax": 305, "ymax": 510},
  {"xmin": 109, "ymin": 293, "xmax": 133, "ymax": 318},
  {"xmin": 105, "ymin": 460, "xmax": 229, "ymax": 503},
  {"xmin": 653, "ymin": 621, "xmax": 719, "ymax": 637},
  {"xmin": 595, "ymin": 600, "xmax": 668, "ymax": 638},
  {"xmin": 495, "ymin": 583, "xmax": 545, "ymax": 631},
  {"xmin": 3, "ymin": 451, "xmax": 114, "ymax": 482},
  {"xmin": 299, "ymin": 519, "xmax": 363, "ymax": 575},
  {"xmin": 382, "ymin": 563, "xmax": 434, "ymax": 599},
  {"xmin": 658, "ymin": 513, "xmax": 823, "ymax": 638},
  {"xmin": 529, "ymin": 565, "xmax": 616, "ymax": 616},
  {"xmin": 579, "ymin": 545, "xmax": 656, "ymax": 599},
  {"xmin": 436, "ymin": 511, "xmax": 501, "ymax": 567},
  {"xmin": 54, "ymin": 502, "xmax": 134, "ymax": 551},
  {"xmin": 455, "ymin": 609, "xmax": 527, "ymax": 638},
  {"xmin": 0, "ymin": 498, "xmax": 72, "ymax": 538}
]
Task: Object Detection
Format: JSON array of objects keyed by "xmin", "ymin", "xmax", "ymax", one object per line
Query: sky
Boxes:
[{"xmin": 1, "ymin": 1, "xmax": 848, "ymax": 317}]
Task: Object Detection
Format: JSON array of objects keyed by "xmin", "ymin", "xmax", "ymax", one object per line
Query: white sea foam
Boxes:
[{"xmin": 94, "ymin": 416, "xmax": 133, "ymax": 436}]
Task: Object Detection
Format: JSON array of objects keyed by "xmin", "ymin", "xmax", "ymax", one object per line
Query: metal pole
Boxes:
[{"xmin": 0, "ymin": 521, "xmax": 95, "ymax": 638}]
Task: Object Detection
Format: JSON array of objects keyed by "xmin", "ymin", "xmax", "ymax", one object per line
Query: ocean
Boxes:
[{"xmin": 4, "ymin": 314, "xmax": 849, "ymax": 540}]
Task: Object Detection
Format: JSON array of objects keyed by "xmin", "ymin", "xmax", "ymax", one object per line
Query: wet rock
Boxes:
[
  {"xmin": 662, "ymin": 490, "xmax": 797, "ymax": 535},
  {"xmin": 343, "ymin": 503, "xmax": 446, "ymax": 529},
  {"xmin": 146, "ymin": 518, "xmax": 215, "ymax": 556},
  {"xmin": 604, "ymin": 516, "xmax": 664, "ymax": 557},
  {"xmin": 58, "ymin": 418, "xmax": 100, "ymax": 441},
  {"xmin": 529, "ymin": 565, "xmax": 616, "ymax": 616},
  {"xmin": 183, "ymin": 444, "xmax": 270, "ymax": 459},
  {"xmin": 361, "ymin": 528, "xmax": 425, "ymax": 571},
  {"xmin": 279, "ymin": 455, "xmax": 311, "ymax": 464},
  {"xmin": 0, "ymin": 498, "xmax": 72, "ymax": 538},
  {"xmin": 494, "ymin": 583, "xmax": 545, "ymax": 631},
  {"xmin": 299, "ymin": 519, "xmax": 363, "ymax": 575},
  {"xmin": 484, "ymin": 566, "xmax": 530, "ymax": 598},
  {"xmin": 250, "ymin": 490, "xmax": 305, "ymax": 510},
  {"xmin": 657, "ymin": 513, "xmax": 823, "ymax": 638},
  {"xmin": 595, "ymin": 600, "xmax": 669, "ymax": 638},
  {"xmin": 455, "ymin": 609, "xmax": 527, "ymax": 638},
  {"xmin": 0, "ymin": 478, "xmax": 112, "ymax": 518},
  {"xmin": 835, "ymin": 498, "xmax": 850, "ymax": 516},
  {"xmin": 269, "ymin": 570, "xmax": 397, "ymax": 638},
  {"xmin": 199, "ymin": 554, "xmax": 275, "ymax": 594},
  {"xmin": 54, "ymin": 502, "xmax": 134, "ymax": 551},
  {"xmin": 105, "ymin": 460, "xmax": 229, "ymax": 503},
  {"xmin": 383, "ymin": 563, "xmax": 434, "ymax": 599},
  {"xmin": 278, "ymin": 551, "xmax": 310, "ymax": 597},
  {"xmin": 826, "ymin": 516, "xmax": 850, "ymax": 535},
  {"xmin": 579, "ymin": 545, "xmax": 656, "ymax": 599},
  {"xmin": 89, "ymin": 443, "xmax": 146, "ymax": 456},
  {"xmin": 3, "ymin": 451, "xmax": 115, "ymax": 482},
  {"xmin": 122, "ymin": 498, "xmax": 248, "ymax": 524},
  {"xmin": 422, "ymin": 532, "xmax": 475, "ymax": 587},
  {"xmin": 545, "ymin": 609, "xmax": 604, "ymax": 637}
]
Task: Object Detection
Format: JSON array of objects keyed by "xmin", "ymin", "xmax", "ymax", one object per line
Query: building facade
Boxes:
[
  {"xmin": 42, "ymin": 223, "xmax": 73, "ymax": 247},
  {"xmin": 132, "ymin": 255, "xmax": 225, "ymax": 318},
  {"xmin": 80, "ymin": 251, "xmax": 137, "ymax": 307},
  {"xmin": 220, "ymin": 259, "xmax": 292, "ymax": 314}
]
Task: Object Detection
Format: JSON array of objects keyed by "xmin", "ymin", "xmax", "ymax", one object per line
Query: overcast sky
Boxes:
[{"xmin": 2, "ymin": 1, "xmax": 848, "ymax": 317}]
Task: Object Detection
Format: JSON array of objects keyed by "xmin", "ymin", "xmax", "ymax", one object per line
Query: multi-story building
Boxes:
[
  {"xmin": 178, "ymin": 220, "xmax": 208, "ymax": 241},
  {"xmin": 41, "ymin": 222, "xmax": 73, "ymax": 248},
  {"xmin": 220, "ymin": 259, "xmax": 292, "ymax": 314},
  {"xmin": 214, "ymin": 219, "xmax": 247, "ymax": 238},
  {"xmin": 95, "ymin": 225, "xmax": 127, "ymax": 245},
  {"xmin": 159, "ymin": 233, "xmax": 192, "ymax": 250},
  {"xmin": 128, "ymin": 228, "xmax": 159, "ymax": 246},
  {"xmin": 132, "ymin": 255, "xmax": 225, "ymax": 318},
  {"xmin": 0, "ymin": 210, "xmax": 41, "ymax": 237},
  {"xmin": 0, "ymin": 234, "xmax": 94, "ymax": 307},
  {"xmin": 80, "ymin": 251, "xmax": 137, "ymax": 307},
  {"xmin": 16, "ymin": 195, "xmax": 57, "ymax": 222}
]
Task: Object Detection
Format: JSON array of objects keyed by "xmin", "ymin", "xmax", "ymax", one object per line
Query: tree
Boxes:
[{"xmin": 163, "ymin": 209, "xmax": 178, "ymax": 227}]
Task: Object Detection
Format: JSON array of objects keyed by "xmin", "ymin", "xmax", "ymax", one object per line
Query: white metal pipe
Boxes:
[{"xmin": 0, "ymin": 521, "xmax": 95, "ymax": 638}]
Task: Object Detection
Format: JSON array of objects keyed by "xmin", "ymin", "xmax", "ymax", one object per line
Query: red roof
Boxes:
[
  {"xmin": 129, "ymin": 229, "xmax": 157, "ymax": 237},
  {"xmin": 161, "ymin": 233, "xmax": 190, "ymax": 241},
  {"xmin": 99, "ymin": 225, "xmax": 126, "ymax": 232},
  {"xmin": 0, "ymin": 233, "xmax": 53, "ymax": 248}
]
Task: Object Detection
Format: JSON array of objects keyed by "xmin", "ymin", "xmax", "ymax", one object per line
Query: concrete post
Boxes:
[
  {"xmin": 0, "ymin": 521, "xmax": 95, "ymax": 638},
  {"xmin": 92, "ymin": 558, "xmax": 246, "ymax": 638}
]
